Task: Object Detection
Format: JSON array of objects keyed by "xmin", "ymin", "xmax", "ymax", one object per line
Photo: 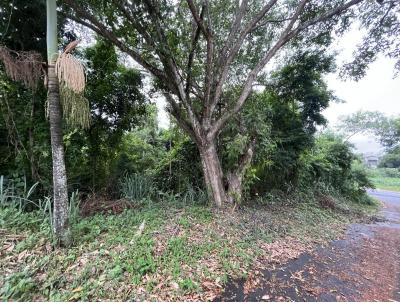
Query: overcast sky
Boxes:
[{"xmin": 323, "ymin": 27, "xmax": 400, "ymax": 154}]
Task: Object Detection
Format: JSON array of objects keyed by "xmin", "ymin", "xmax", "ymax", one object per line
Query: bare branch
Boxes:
[
  {"xmin": 209, "ymin": 0, "xmax": 310, "ymax": 139},
  {"xmin": 112, "ymin": 1, "xmax": 157, "ymax": 49},
  {"xmin": 296, "ymin": 0, "xmax": 365, "ymax": 31},
  {"xmin": 209, "ymin": 0, "xmax": 366, "ymax": 140},
  {"xmin": 62, "ymin": 2, "xmax": 168, "ymax": 84},
  {"xmin": 142, "ymin": 0, "xmax": 203, "ymax": 133},
  {"xmin": 186, "ymin": 0, "xmax": 209, "ymax": 37},
  {"xmin": 250, "ymin": 17, "xmax": 293, "ymax": 32},
  {"xmin": 220, "ymin": 0, "xmax": 250, "ymax": 58},
  {"xmin": 164, "ymin": 93, "xmax": 198, "ymax": 142},
  {"xmin": 236, "ymin": 137, "xmax": 256, "ymax": 177},
  {"xmin": 211, "ymin": 0, "xmax": 278, "ymax": 115},
  {"xmin": 203, "ymin": 0, "xmax": 215, "ymax": 124},
  {"xmin": 186, "ymin": 6, "xmax": 205, "ymax": 99}
]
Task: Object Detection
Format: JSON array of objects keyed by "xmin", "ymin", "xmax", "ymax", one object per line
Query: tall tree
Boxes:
[
  {"xmin": 62, "ymin": 0, "xmax": 398, "ymax": 207},
  {"xmin": 0, "ymin": 0, "xmax": 87, "ymax": 243},
  {"xmin": 47, "ymin": 0, "xmax": 69, "ymax": 244},
  {"xmin": 68, "ymin": 38, "xmax": 148, "ymax": 191}
]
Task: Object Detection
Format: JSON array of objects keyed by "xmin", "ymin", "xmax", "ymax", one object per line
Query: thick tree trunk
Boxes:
[
  {"xmin": 48, "ymin": 65, "xmax": 69, "ymax": 244},
  {"xmin": 47, "ymin": 0, "xmax": 69, "ymax": 245},
  {"xmin": 227, "ymin": 138, "xmax": 256, "ymax": 204},
  {"xmin": 199, "ymin": 141, "xmax": 226, "ymax": 207},
  {"xmin": 227, "ymin": 172, "xmax": 243, "ymax": 204}
]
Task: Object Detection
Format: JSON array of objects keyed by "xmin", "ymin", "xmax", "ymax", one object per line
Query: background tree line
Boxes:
[{"xmin": 1, "ymin": 0, "xmax": 398, "ymax": 243}]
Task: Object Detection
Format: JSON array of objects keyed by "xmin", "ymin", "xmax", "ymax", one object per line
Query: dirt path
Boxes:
[{"xmin": 216, "ymin": 191, "xmax": 400, "ymax": 301}]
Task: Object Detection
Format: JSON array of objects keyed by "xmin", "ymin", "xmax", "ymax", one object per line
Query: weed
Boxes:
[
  {"xmin": 0, "ymin": 192, "xmax": 379, "ymax": 301},
  {"xmin": 179, "ymin": 278, "xmax": 199, "ymax": 292},
  {"xmin": 0, "ymin": 268, "xmax": 36, "ymax": 301},
  {"xmin": 108, "ymin": 265, "xmax": 123, "ymax": 279},
  {"xmin": 177, "ymin": 217, "xmax": 190, "ymax": 228}
]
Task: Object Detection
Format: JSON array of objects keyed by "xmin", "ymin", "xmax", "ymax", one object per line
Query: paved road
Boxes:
[
  {"xmin": 217, "ymin": 190, "xmax": 400, "ymax": 301},
  {"xmin": 368, "ymin": 189, "xmax": 400, "ymax": 206},
  {"xmin": 368, "ymin": 189, "xmax": 400, "ymax": 224}
]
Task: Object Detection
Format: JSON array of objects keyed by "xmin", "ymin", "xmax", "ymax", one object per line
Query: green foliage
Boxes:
[
  {"xmin": 0, "ymin": 268, "xmax": 36, "ymax": 301},
  {"xmin": 0, "ymin": 192, "xmax": 378, "ymax": 300},
  {"xmin": 241, "ymin": 51, "xmax": 336, "ymax": 195},
  {"xmin": 339, "ymin": 111, "xmax": 400, "ymax": 150},
  {"xmin": 0, "ymin": 175, "xmax": 83, "ymax": 246},
  {"xmin": 119, "ymin": 173, "xmax": 154, "ymax": 202},
  {"xmin": 0, "ymin": 0, "xmax": 70, "ymax": 189},
  {"xmin": 299, "ymin": 132, "xmax": 374, "ymax": 203},
  {"xmin": 379, "ymin": 146, "xmax": 400, "ymax": 168},
  {"xmin": 153, "ymin": 136, "xmax": 204, "ymax": 193},
  {"xmin": 0, "ymin": 70, "xmax": 51, "ymax": 187},
  {"xmin": 341, "ymin": 1, "xmax": 400, "ymax": 79},
  {"xmin": 338, "ymin": 110, "xmax": 386, "ymax": 138},
  {"xmin": 65, "ymin": 38, "xmax": 148, "ymax": 192},
  {"xmin": 0, "ymin": 175, "xmax": 39, "ymax": 210},
  {"xmin": 368, "ymin": 167, "xmax": 400, "ymax": 192},
  {"xmin": 1, "ymin": 34, "xmax": 149, "ymax": 194}
]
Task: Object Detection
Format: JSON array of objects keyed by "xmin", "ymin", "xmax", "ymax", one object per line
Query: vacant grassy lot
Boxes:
[
  {"xmin": 368, "ymin": 168, "xmax": 400, "ymax": 192},
  {"xmin": 0, "ymin": 196, "xmax": 378, "ymax": 301}
]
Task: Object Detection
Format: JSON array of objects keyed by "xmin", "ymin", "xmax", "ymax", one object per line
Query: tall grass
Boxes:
[
  {"xmin": 1, "ymin": 175, "xmax": 82, "ymax": 245},
  {"xmin": 119, "ymin": 173, "xmax": 154, "ymax": 202},
  {"xmin": 0, "ymin": 175, "xmax": 39, "ymax": 210}
]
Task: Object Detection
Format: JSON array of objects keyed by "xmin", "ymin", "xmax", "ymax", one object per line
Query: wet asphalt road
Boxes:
[
  {"xmin": 217, "ymin": 189, "xmax": 400, "ymax": 301},
  {"xmin": 368, "ymin": 189, "xmax": 400, "ymax": 206},
  {"xmin": 368, "ymin": 189, "xmax": 400, "ymax": 224}
]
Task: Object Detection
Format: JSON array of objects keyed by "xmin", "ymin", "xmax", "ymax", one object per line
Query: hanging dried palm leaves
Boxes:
[
  {"xmin": 59, "ymin": 86, "xmax": 90, "ymax": 129},
  {"xmin": 55, "ymin": 53, "xmax": 86, "ymax": 94},
  {"xmin": 0, "ymin": 46, "xmax": 43, "ymax": 90},
  {"xmin": 54, "ymin": 40, "xmax": 90, "ymax": 129}
]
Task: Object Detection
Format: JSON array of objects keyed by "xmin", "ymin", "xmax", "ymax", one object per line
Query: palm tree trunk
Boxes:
[{"xmin": 47, "ymin": 0, "xmax": 69, "ymax": 244}]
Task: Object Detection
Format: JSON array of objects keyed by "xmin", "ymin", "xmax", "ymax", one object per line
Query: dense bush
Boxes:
[
  {"xmin": 152, "ymin": 138, "xmax": 204, "ymax": 193},
  {"xmin": 299, "ymin": 133, "xmax": 374, "ymax": 203},
  {"xmin": 379, "ymin": 146, "xmax": 400, "ymax": 168}
]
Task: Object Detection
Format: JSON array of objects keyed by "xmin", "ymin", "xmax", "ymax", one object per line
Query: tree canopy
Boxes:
[{"xmin": 61, "ymin": 0, "xmax": 399, "ymax": 206}]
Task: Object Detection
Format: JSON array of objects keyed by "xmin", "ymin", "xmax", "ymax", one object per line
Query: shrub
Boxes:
[
  {"xmin": 298, "ymin": 133, "xmax": 374, "ymax": 203},
  {"xmin": 119, "ymin": 173, "xmax": 154, "ymax": 202}
]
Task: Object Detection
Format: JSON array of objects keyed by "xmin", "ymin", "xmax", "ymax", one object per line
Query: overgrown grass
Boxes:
[
  {"xmin": 0, "ymin": 194, "xmax": 379, "ymax": 301},
  {"xmin": 367, "ymin": 168, "xmax": 400, "ymax": 192}
]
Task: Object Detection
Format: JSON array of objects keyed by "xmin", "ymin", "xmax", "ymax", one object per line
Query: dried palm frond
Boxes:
[
  {"xmin": 63, "ymin": 40, "xmax": 81, "ymax": 55},
  {"xmin": 55, "ymin": 53, "xmax": 86, "ymax": 94},
  {"xmin": 54, "ymin": 40, "xmax": 89, "ymax": 129},
  {"xmin": 59, "ymin": 85, "xmax": 91, "ymax": 129},
  {"xmin": 0, "ymin": 46, "xmax": 43, "ymax": 90}
]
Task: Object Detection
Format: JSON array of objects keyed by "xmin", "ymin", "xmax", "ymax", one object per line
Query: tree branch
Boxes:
[
  {"xmin": 209, "ymin": 0, "xmax": 366, "ymax": 140},
  {"xmin": 202, "ymin": 0, "xmax": 215, "ymax": 125},
  {"xmin": 220, "ymin": 0, "xmax": 249, "ymax": 59},
  {"xmin": 208, "ymin": 0, "xmax": 310, "ymax": 140},
  {"xmin": 236, "ymin": 137, "xmax": 256, "ymax": 177},
  {"xmin": 186, "ymin": 6, "xmax": 205, "ymax": 99},
  {"xmin": 164, "ymin": 93, "xmax": 199, "ymax": 143},
  {"xmin": 296, "ymin": 0, "xmax": 365, "ymax": 32},
  {"xmin": 186, "ymin": 0, "xmax": 209, "ymax": 38},
  {"xmin": 62, "ymin": 1, "xmax": 168, "ymax": 84},
  {"xmin": 211, "ymin": 0, "xmax": 278, "ymax": 116}
]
